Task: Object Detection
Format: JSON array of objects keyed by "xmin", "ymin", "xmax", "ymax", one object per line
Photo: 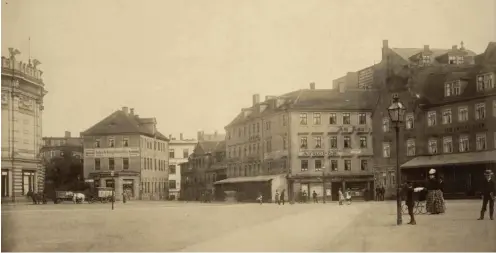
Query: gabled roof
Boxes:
[
  {"xmin": 192, "ymin": 140, "xmax": 224, "ymax": 156},
  {"xmin": 391, "ymin": 47, "xmax": 477, "ymax": 65},
  {"xmin": 81, "ymin": 110, "xmax": 168, "ymax": 141}
]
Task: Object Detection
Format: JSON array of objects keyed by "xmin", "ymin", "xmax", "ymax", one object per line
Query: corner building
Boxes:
[{"xmin": 82, "ymin": 107, "xmax": 169, "ymax": 200}]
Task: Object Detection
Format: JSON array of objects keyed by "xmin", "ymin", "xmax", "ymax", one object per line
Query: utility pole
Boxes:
[{"xmin": 322, "ymin": 166, "xmax": 326, "ymax": 204}]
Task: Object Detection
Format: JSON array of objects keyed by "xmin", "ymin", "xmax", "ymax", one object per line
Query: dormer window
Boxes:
[
  {"xmin": 422, "ymin": 55, "xmax": 430, "ymax": 65},
  {"xmin": 448, "ymin": 55, "xmax": 464, "ymax": 65},
  {"xmin": 476, "ymin": 73, "xmax": 494, "ymax": 92},
  {"xmin": 445, "ymin": 80, "xmax": 461, "ymax": 97}
]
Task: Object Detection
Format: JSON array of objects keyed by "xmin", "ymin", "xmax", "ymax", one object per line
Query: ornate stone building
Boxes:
[{"xmin": 1, "ymin": 50, "xmax": 47, "ymax": 201}]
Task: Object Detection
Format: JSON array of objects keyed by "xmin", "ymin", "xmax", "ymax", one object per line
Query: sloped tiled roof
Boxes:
[
  {"xmin": 81, "ymin": 110, "xmax": 169, "ymax": 141},
  {"xmin": 391, "ymin": 47, "xmax": 477, "ymax": 64},
  {"xmin": 197, "ymin": 141, "xmax": 222, "ymax": 154}
]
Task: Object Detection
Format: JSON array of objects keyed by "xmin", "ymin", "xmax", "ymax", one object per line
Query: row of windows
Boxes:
[
  {"xmin": 141, "ymin": 181, "xmax": 170, "ymax": 194},
  {"xmin": 300, "ymin": 136, "xmax": 368, "ymax": 149},
  {"xmin": 94, "ymin": 158, "xmax": 129, "ymax": 170},
  {"xmin": 228, "ymin": 138, "xmax": 282, "ymax": 158},
  {"xmin": 382, "ymin": 132, "xmax": 495, "ymax": 157},
  {"xmin": 93, "ymin": 137, "xmax": 167, "ymax": 152},
  {"xmin": 142, "ymin": 158, "xmax": 168, "ymax": 171},
  {"xmin": 444, "ymin": 72, "xmax": 494, "ymax": 97},
  {"xmin": 300, "ymin": 159, "xmax": 369, "ymax": 171},
  {"xmin": 227, "ymin": 115, "xmax": 287, "ymax": 140},
  {"xmin": 299, "ymin": 112, "xmax": 367, "ymax": 126},
  {"xmin": 169, "ymin": 148, "xmax": 189, "ymax": 159}
]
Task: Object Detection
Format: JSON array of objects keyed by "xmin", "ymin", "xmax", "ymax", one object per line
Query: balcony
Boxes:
[
  {"xmin": 1, "ymin": 57, "xmax": 44, "ymax": 85},
  {"xmin": 355, "ymin": 126, "xmax": 372, "ymax": 134},
  {"xmin": 340, "ymin": 126, "xmax": 355, "ymax": 134}
]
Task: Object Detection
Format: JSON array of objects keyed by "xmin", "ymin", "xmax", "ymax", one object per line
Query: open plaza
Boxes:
[{"xmin": 1, "ymin": 200, "xmax": 495, "ymax": 252}]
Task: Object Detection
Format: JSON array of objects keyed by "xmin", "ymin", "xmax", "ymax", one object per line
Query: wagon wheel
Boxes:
[{"xmin": 401, "ymin": 204, "xmax": 408, "ymax": 214}]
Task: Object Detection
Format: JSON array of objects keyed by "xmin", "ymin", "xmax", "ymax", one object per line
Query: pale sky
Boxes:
[{"xmin": 2, "ymin": 0, "xmax": 495, "ymax": 139}]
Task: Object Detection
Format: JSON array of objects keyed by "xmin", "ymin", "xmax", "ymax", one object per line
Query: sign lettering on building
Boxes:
[
  {"xmin": 84, "ymin": 148, "xmax": 140, "ymax": 158},
  {"xmin": 298, "ymin": 149, "xmax": 341, "ymax": 157}
]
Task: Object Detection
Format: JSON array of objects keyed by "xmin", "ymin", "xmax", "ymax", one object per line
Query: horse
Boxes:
[
  {"xmin": 26, "ymin": 191, "xmax": 47, "ymax": 205},
  {"xmin": 72, "ymin": 193, "xmax": 85, "ymax": 204}
]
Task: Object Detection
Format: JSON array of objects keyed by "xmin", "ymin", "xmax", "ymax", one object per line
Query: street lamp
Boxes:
[
  {"xmin": 110, "ymin": 171, "xmax": 115, "ymax": 210},
  {"xmin": 322, "ymin": 166, "xmax": 326, "ymax": 204},
  {"xmin": 387, "ymin": 93, "xmax": 406, "ymax": 226}
]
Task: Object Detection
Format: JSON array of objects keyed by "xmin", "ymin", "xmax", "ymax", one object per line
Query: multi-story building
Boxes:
[
  {"xmin": 1, "ymin": 52, "xmax": 47, "ymax": 201},
  {"xmin": 371, "ymin": 40, "xmax": 483, "ymax": 198},
  {"xmin": 179, "ymin": 140, "xmax": 225, "ymax": 201},
  {"xmin": 81, "ymin": 107, "xmax": 169, "ymax": 200},
  {"xmin": 197, "ymin": 130, "xmax": 225, "ymax": 142},
  {"xmin": 221, "ymin": 83, "xmax": 376, "ymax": 202},
  {"xmin": 41, "ymin": 131, "xmax": 83, "ymax": 160},
  {"xmin": 168, "ymin": 133, "xmax": 197, "ymax": 199}
]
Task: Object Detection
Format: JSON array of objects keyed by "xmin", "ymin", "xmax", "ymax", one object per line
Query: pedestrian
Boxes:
[
  {"xmin": 380, "ymin": 186, "xmax": 385, "ymax": 201},
  {"xmin": 478, "ymin": 170, "xmax": 495, "ymax": 220},
  {"xmin": 404, "ymin": 181, "xmax": 425, "ymax": 225},
  {"xmin": 275, "ymin": 190, "xmax": 280, "ymax": 205},
  {"xmin": 426, "ymin": 168, "xmax": 445, "ymax": 215},
  {"xmin": 280, "ymin": 190, "xmax": 285, "ymax": 205},
  {"xmin": 256, "ymin": 192, "xmax": 263, "ymax": 205},
  {"xmin": 375, "ymin": 186, "xmax": 380, "ymax": 201},
  {"xmin": 345, "ymin": 188, "xmax": 352, "ymax": 205},
  {"xmin": 312, "ymin": 190, "xmax": 318, "ymax": 203},
  {"xmin": 338, "ymin": 189, "xmax": 344, "ymax": 205}
]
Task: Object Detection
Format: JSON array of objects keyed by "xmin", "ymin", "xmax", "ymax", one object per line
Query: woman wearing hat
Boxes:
[
  {"xmin": 478, "ymin": 170, "xmax": 495, "ymax": 220},
  {"xmin": 426, "ymin": 168, "xmax": 445, "ymax": 214}
]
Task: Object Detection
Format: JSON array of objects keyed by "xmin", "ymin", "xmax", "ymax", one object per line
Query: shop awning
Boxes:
[
  {"xmin": 401, "ymin": 150, "xmax": 496, "ymax": 169},
  {"xmin": 213, "ymin": 175, "xmax": 280, "ymax": 185}
]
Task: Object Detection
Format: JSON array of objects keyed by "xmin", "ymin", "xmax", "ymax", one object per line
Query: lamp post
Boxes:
[
  {"xmin": 322, "ymin": 166, "xmax": 326, "ymax": 204},
  {"xmin": 387, "ymin": 93, "xmax": 406, "ymax": 226},
  {"xmin": 110, "ymin": 171, "xmax": 115, "ymax": 210}
]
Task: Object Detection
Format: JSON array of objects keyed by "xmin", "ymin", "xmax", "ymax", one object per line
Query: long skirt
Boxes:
[{"xmin": 426, "ymin": 190, "xmax": 445, "ymax": 214}]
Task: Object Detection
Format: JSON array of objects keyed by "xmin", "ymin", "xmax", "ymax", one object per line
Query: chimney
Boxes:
[
  {"xmin": 252, "ymin": 94, "xmax": 260, "ymax": 106},
  {"xmin": 64, "ymin": 131, "xmax": 71, "ymax": 138},
  {"xmin": 197, "ymin": 131, "xmax": 203, "ymax": 141},
  {"xmin": 424, "ymin": 45, "xmax": 430, "ymax": 51},
  {"xmin": 382, "ymin": 40, "xmax": 389, "ymax": 49},
  {"xmin": 382, "ymin": 39, "xmax": 389, "ymax": 61},
  {"xmin": 122, "ymin": 106, "xmax": 129, "ymax": 114},
  {"xmin": 169, "ymin": 134, "xmax": 172, "ymax": 140},
  {"xmin": 452, "ymin": 45, "xmax": 458, "ymax": 50},
  {"xmin": 309, "ymin": 82, "xmax": 315, "ymax": 90},
  {"xmin": 180, "ymin": 133, "xmax": 183, "ymax": 140},
  {"xmin": 130, "ymin": 108, "xmax": 134, "ymax": 116}
]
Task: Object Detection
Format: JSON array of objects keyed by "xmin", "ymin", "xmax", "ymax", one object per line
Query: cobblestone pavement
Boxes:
[{"xmin": 1, "ymin": 200, "xmax": 494, "ymax": 252}]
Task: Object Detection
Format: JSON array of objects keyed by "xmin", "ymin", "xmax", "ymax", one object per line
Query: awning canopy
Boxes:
[
  {"xmin": 401, "ymin": 150, "xmax": 496, "ymax": 169},
  {"xmin": 213, "ymin": 175, "xmax": 280, "ymax": 185}
]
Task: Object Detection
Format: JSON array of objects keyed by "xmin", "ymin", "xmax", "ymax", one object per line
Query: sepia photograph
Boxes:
[{"xmin": 1, "ymin": 0, "xmax": 495, "ymax": 252}]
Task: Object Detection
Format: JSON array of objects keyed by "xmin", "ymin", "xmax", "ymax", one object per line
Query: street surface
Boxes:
[{"xmin": 1, "ymin": 200, "xmax": 495, "ymax": 252}]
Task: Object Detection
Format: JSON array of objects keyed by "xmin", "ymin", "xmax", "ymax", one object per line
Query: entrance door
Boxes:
[
  {"xmin": 2, "ymin": 170, "xmax": 8, "ymax": 197},
  {"xmin": 123, "ymin": 179, "xmax": 134, "ymax": 197},
  {"xmin": 22, "ymin": 171, "xmax": 35, "ymax": 195}
]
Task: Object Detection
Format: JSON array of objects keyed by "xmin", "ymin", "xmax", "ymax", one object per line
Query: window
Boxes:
[
  {"xmin": 427, "ymin": 111, "xmax": 437, "ymax": 126},
  {"xmin": 358, "ymin": 113, "xmax": 367, "ymax": 125},
  {"xmin": 449, "ymin": 55, "xmax": 463, "ymax": 65},
  {"xmin": 108, "ymin": 137, "xmax": 115, "ymax": 147},
  {"xmin": 315, "ymin": 160, "xmax": 322, "ymax": 171},
  {"xmin": 329, "ymin": 136, "xmax": 338, "ymax": 148},
  {"xmin": 329, "ymin": 113, "xmax": 337, "ymax": 124},
  {"xmin": 360, "ymin": 160, "xmax": 368, "ymax": 171},
  {"xmin": 2, "ymin": 170, "xmax": 9, "ymax": 197},
  {"xmin": 428, "ymin": 139, "xmax": 438, "ymax": 154},
  {"xmin": 344, "ymin": 160, "xmax": 351, "ymax": 171},
  {"xmin": 405, "ymin": 113, "xmax": 414, "ymax": 129},
  {"xmin": 300, "ymin": 113, "xmax": 308, "ymax": 125},
  {"xmin": 94, "ymin": 139, "xmax": 101, "ymax": 148},
  {"xmin": 267, "ymin": 162, "xmax": 272, "ymax": 174},
  {"xmin": 475, "ymin": 103, "xmax": 486, "ymax": 120},
  {"xmin": 476, "ymin": 133, "xmax": 487, "ymax": 151},
  {"xmin": 422, "ymin": 55, "xmax": 430, "ymax": 65},
  {"xmin": 407, "ymin": 139, "xmax": 415, "ymax": 156},
  {"xmin": 169, "ymin": 180, "xmax": 176, "ymax": 189},
  {"xmin": 477, "ymin": 73, "xmax": 494, "ymax": 91},
  {"xmin": 445, "ymin": 83, "xmax": 452, "ymax": 96},
  {"xmin": 459, "ymin": 135, "xmax": 469, "ymax": 152},
  {"xmin": 458, "ymin": 106, "xmax": 469, "ymax": 122},
  {"xmin": 169, "ymin": 149, "xmax": 175, "ymax": 159},
  {"xmin": 313, "ymin": 113, "xmax": 321, "ymax": 125},
  {"xmin": 359, "ymin": 136, "xmax": 367, "ymax": 148},
  {"xmin": 169, "ymin": 165, "xmax": 176, "ymax": 174},
  {"xmin": 265, "ymin": 121, "xmax": 271, "ymax": 130},
  {"xmin": 122, "ymin": 158, "xmax": 129, "ymax": 170},
  {"xmin": 122, "ymin": 138, "xmax": 129, "ymax": 147},
  {"xmin": 331, "ymin": 160, "xmax": 338, "ymax": 171},
  {"xmin": 382, "ymin": 117, "xmax": 390, "ymax": 132},
  {"xmin": 343, "ymin": 113, "xmax": 351, "ymax": 125},
  {"xmin": 182, "ymin": 149, "xmax": 189, "ymax": 158},
  {"xmin": 109, "ymin": 158, "xmax": 115, "ymax": 170},
  {"xmin": 266, "ymin": 139, "xmax": 272, "ymax": 152},
  {"xmin": 282, "ymin": 115, "xmax": 288, "ymax": 126},
  {"xmin": 301, "ymin": 160, "xmax": 308, "ymax": 171},
  {"xmin": 283, "ymin": 137, "xmax": 288, "ymax": 150},
  {"xmin": 442, "ymin": 109, "xmax": 452, "ymax": 124},
  {"xmin": 314, "ymin": 136, "xmax": 322, "ymax": 149},
  {"xmin": 22, "ymin": 171, "xmax": 35, "ymax": 195},
  {"xmin": 300, "ymin": 137, "xmax": 308, "ymax": 149},
  {"xmin": 343, "ymin": 136, "xmax": 351, "ymax": 149},
  {"xmin": 383, "ymin": 143, "xmax": 391, "ymax": 158},
  {"xmin": 443, "ymin": 137, "xmax": 453, "ymax": 153},
  {"xmin": 95, "ymin": 158, "xmax": 101, "ymax": 170}
]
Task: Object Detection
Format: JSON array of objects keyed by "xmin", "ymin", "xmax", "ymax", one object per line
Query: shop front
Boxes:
[
  {"xmin": 214, "ymin": 174, "xmax": 287, "ymax": 203},
  {"xmin": 88, "ymin": 171, "xmax": 140, "ymax": 201}
]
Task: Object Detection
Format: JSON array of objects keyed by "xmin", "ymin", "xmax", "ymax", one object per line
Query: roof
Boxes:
[
  {"xmin": 401, "ymin": 150, "xmax": 496, "ymax": 169},
  {"xmin": 213, "ymin": 174, "xmax": 284, "ymax": 185},
  {"xmin": 194, "ymin": 140, "xmax": 224, "ymax": 155},
  {"xmin": 81, "ymin": 110, "xmax": 169, "ymax": 141},
  {"xmin": 391, "ymin": 47, "xmax": 477, "ymax": 64},
  {"xmin": 226, "ymin": 89, "xmax": 378, "ymax": 127}
]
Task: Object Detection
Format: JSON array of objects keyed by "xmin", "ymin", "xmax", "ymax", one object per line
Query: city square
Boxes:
[{"xmin": 1, "ymin": 200, "xmax": 495, "ymax": 252}]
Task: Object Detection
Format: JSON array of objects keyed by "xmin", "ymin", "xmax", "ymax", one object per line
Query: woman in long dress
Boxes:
[{"xmin": 426, "ymin": 168, "xmax": 445, "ymax": 214}]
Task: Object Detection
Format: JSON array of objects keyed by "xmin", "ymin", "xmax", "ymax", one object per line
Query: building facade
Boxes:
[
  {"xmin": 222, "ymin": 83, "xmax": 376, "ymax": 202},
  {"xmin": 1, "ymin": 53, "xmax": 47, "ymax": 201},
  {"xmin": 41, "ymin": 131, "xmax": 83, "ymax": 160},
  {"xmin": 81, "ymin": 107, "xmax": 169, "ymax": 200},
  {"xmin": 168, "ymin": 134, "xmax": 197, "ymax": 199}
]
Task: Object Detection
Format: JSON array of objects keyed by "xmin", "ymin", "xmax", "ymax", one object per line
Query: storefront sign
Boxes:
[
  {"xmin": 298, "ymin": 149, "xmax": 345, "ymax": 157},
  {"xmin": 84, "ymin": 148, "xmax": 140, "ymax": 158}
]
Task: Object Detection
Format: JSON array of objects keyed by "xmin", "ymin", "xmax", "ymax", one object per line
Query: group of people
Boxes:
[
  {"xmin": 273, "ymin": 190, "xmax": 286, "ymax": 205},
  {"xmin": 403, "ymin": 168, "xmax": 495, "ymax": 225},
  {"xmin": 375, "ymin": 186, "xmax": 386, "ymax": 201}
]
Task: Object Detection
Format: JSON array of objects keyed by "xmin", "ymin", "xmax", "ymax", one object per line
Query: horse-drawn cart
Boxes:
[
  {"xmin": 54, "ymin": 191, "xmax": 74, "ymax": 204},
  {"xmin": 87, "ymin": 187, "xmax": 114, "ymax": 203}
]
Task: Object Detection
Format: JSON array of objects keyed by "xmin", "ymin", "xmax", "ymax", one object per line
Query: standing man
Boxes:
[
  {"xmin": 478, "ymin": 170, "xmax": 495, "ymax": 220},
  {"xmin": 312, "ymin": 190, "xmax": 318, "ymax": 203},
  {"xmin": 280, "ymin": 190, "xmax": 286, "ymax": 205}
]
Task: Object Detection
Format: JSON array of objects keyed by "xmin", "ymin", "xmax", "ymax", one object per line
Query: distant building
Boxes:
[
  {"xmin": 81, "ymin": 107, "xmax": 169, "ymax": 200},
  {"xmin": 1, "ymin": 53, "xmax": 47, "ymax": 200},
  {"xmin": 197, "ymin": 130, "xmax": 225, "ymax": 142},
  {"xmin": 168, "ymin": 133, "xmax": 197, "ymax": 199},
  {"xmin": 41, "ymin": 131, "xmax": 83, "ymax": 160}
]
